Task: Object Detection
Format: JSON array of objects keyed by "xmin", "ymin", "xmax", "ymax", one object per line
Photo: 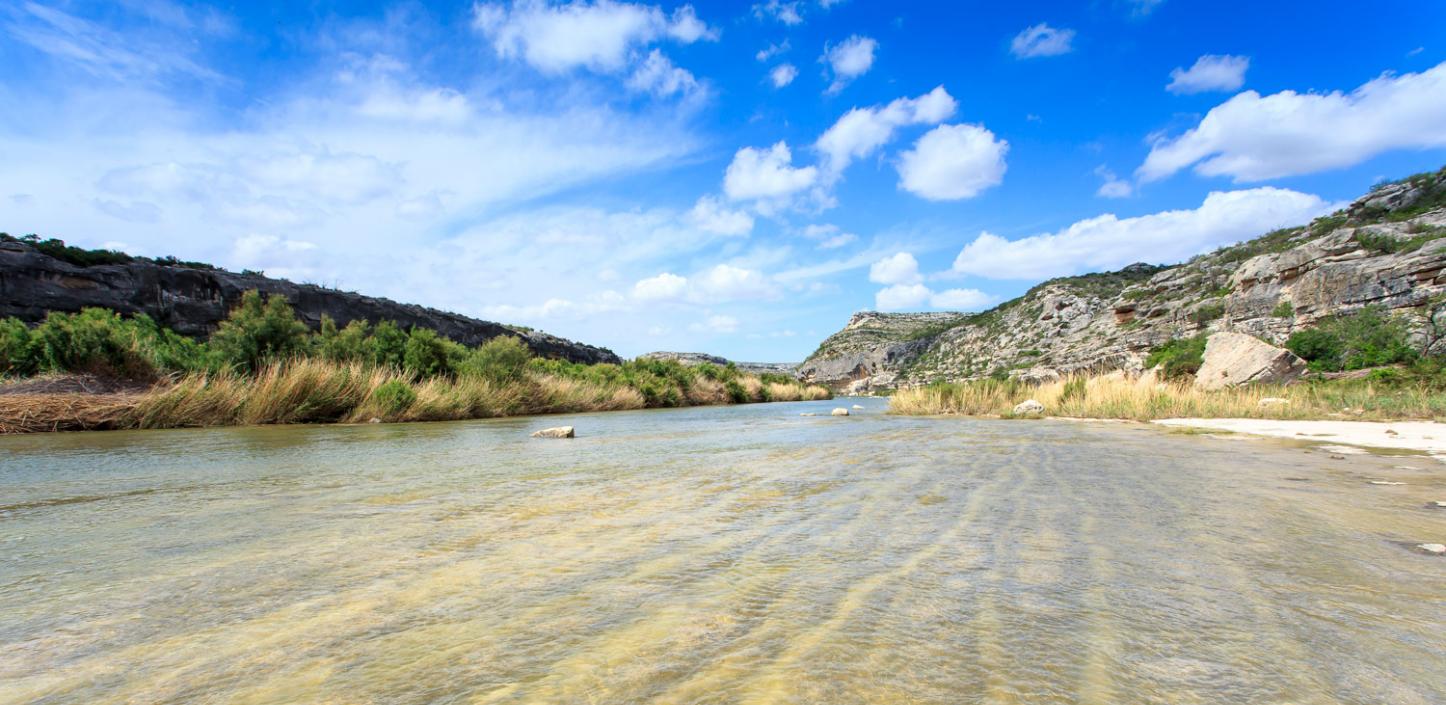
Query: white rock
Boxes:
[
  {"xmin": 1012, "ymin": 399, "xmax": 1045, "ymax": 416},
  {"xmin": 532, "ymin": 426, "xmax": 575, "ymax": 439},
  {"xmin": 1431, "ymin": 500, "xmax": 1446, "ymax": 508},
  {"xmin": 852, "ymin": 404, "xmax": 865, "ymax": 410},
  {"xmin": 831, "ymin": 408, "xmax": 850, "ymax": 416},
  {"xmin": 1194, "ymin": 332, "xmax": 1307, "ymax": 390},
  {"xmin": 1369, "ymin": 480, "xmax": 1406, "ymax": 486},
  {"xmin": 1416, "ymin": 543, "xmax": 1446, "ymax": 555},
  {"xmin": 368, "ymin": 417, "xmax": 382, "ymax": 424},
  {"xmin": 800, "ymin": 413, "xmax": 816, "ymax": 417}
]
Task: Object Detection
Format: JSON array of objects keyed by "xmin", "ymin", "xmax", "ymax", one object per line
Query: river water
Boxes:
[{"xmin": 1, "ymin": 399, "xmax": 1443, "ymax": 704}]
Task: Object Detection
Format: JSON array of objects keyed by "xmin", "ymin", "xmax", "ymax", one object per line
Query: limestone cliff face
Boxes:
[
  {"xmin": 637, "ymin": 351, "xmax": 800, "ymax": 377},
  {"xmin": 0, "ymin": 242, "xmax": 620, "ymax": 365},
  {"xmin": 801, "ymin": 168, "xmax": 1446, "ymax": 391}
]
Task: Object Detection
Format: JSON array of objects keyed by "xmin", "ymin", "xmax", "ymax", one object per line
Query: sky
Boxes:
[{"xmin": 2, "ymin": 1, "xmax": 1445, "ymax": 361}]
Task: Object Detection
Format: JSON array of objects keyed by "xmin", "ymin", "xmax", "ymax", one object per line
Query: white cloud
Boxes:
[
  {"xmin": 1129, "ymin": 0, "xmax": 1165, "ymax": 16},
  {"xmin": 1166, "ymin": 54, "xmax": 1249, "ymax": 94},
  {"xmin": 1139, "ymin": 61, "xmax": 1446, "ymax": 182},
  {"xmin": 929, "ymin": 288, "xmax": 995, "ymax": 310},
  {"xmin": 756, "ymin": 40, "xmax": 789, "ymax": 62},
  {"xmin": 627, "ymin": 49, "xmax": 702, "ymax": 98},
  {"xmin": 472, "ymin": 0, "xmax": 716, "ymax": 74},
  {"xmin": 632, "ymin": 272, "xmax": 689, "ymax": 301},
  {"xmin": 821, "ymin": 35, "xmax": 876, "ymax": 92},
  {"xmin": 695, "ymin": 264, "xmax": 777, "ymax": 300},
  {"xmin": 2, "ymin": 2, "xmax": 221, "ymax": 83},
  {"xmin": 769, "ymin": 63, "xmax": 798, "ymax": 88},
  {"xmin": 723, "ymin": 141, "xmax": 819, "ymax": 201},
  {"xmin": 687, "ymin": 195, "xmax": 754, "ymax": 235},
  {"xmin": 875, "ymin": 283, "xmax": 931, "ymax": 311},
  {"xmin": 868, "ymin": 252, "xmax": 921, "ymax": 285},
  {"xmin": 801, "ymin": 223, "xmax": 856, "ymax": 249},
  {"xmin": 1094, "ymin": 166, "xmax": 1133, "ymax": 198},
  {"xmin": 815, "ymin": 86, "xmax": 957, "ymax": 174},
  {"xmin": 753, "ymin": 1, "xmax": 802, "ymax": 25},
  {"xmin": 951, "ymin": 187, "xmax": 1336, "ymax": 280},
  {"xmin": 1010, "ymin": 23, "xmax": 1075, "ymax": 59},
  {"xmin": 690, "ymin": 314, "xmax": 739, "ymax": 334},
  {"xmin": 896, "ymin": 124, "xmax": 1009, "ymax": 200}
]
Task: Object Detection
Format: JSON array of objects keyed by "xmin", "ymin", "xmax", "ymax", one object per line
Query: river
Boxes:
[{"xmin": 1, "ymin": 398, "xmax": 1443, "ymax": 704}]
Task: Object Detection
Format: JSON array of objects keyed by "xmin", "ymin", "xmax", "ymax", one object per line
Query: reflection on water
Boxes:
[{"xmin": 1, "ymin": 399, "xmax": 1443, "ymax": 704}]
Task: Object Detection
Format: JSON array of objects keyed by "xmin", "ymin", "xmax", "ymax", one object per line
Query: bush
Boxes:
[
  {"xmin": 367, "ymin": 320, "xmax": 407, "ymax": 369},
  {"xmin": 371, "ymin": 380, "xmax": 417, "ymax": 415},
  {"xmin": 0, "ymin": 317, "xmax": 36, "ymax": 376},
  {"xmin": 1272, "ymin": 301, "xmax": 1294, "ymax": 318},
  {"xmin": 402, "ymin": 328, "xmax": 453, "ymax": 378},
  {"xmin": 209, "ymin": 290, "xmax": 310, "ymax": 373},
  {"xmin": 1146, "ymin": 335, "xmax": 1207, "ymax": 380},
  {"xmin": 1286, "ymin": 306, "xmax": 1416, "ymax": 372},
  {"xmin": 1190, "ymin": 302, "xmax": 1225, "ymax": 325},
  {"xmin": 459, "ymin": 336, "xmax": 532, "ymax": 382}
]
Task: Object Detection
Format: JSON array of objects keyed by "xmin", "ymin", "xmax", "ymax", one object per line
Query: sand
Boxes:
[{"xmin": 1153, "ymin": 418, "xmax": 1446, "ymax": 457}]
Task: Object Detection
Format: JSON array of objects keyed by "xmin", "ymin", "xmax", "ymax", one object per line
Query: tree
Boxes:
[{"xmin": 209, "ymin": 290, "xmax": 310, "ymax": 372}]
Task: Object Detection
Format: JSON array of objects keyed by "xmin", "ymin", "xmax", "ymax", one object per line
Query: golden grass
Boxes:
[
  {"xmin": 889, "ymin": 372, "xmax": 1446, "ymax": 421},
  {"xmin": 1, "ymin": 359, "xmax": 832, "ymax": 433}
]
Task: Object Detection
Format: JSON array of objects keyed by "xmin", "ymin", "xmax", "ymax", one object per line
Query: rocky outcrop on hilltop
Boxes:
[
  {"xmin": 801, "ymin": 167, "xmax": 1446, "ymax": 391},
  {"xmin": 638, "ymin": 351, "xmax": 800, "ymax": 377},
  {"xmin": 0, "ymin": 239, "xmax": 620, "ymax": 364}
]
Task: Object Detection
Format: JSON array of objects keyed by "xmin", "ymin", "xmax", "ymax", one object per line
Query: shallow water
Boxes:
[{"xmin": 1, "ymin": 399, "xmax": 1444, "ymax": 704}]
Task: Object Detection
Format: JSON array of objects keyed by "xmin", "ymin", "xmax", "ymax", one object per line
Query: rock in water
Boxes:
[
  {"xmin": 1416, "ymin": 543, "xmax": 1446, "ymax": 555},
  {"xmin": 1013, "ymin": 399, "xmax": 1045, "ymax": 416},
  {"xmin": 1194, "ymin": 332, "xmax": 1307, "ymax": 390},
  {"xmin": 852, "ymin": 404, "xmax": 865, "ymax": 410},
  {"xmin": 532, "ymin": 426, "xmax": 575, "ymax": 439},
  {"xmin": 831, "ymin": 408, "xmax": 850, "ymax": 416}
]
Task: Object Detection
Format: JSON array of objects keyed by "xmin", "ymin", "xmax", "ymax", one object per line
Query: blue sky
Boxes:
[{"xmin": 3, "ymin": 1, "xmax": 1445, "ymax": 361}]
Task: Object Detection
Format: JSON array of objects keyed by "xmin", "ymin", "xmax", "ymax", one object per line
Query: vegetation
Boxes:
[
  {"xmin": 1272, "ymin": 301, "xmax": 1294, "ymax": 318},
  {"xmin": 1285, "ymin": 306, "xmax": 1416, "ymax": 372},
  {"xmin": 1353, "ymin": 226, "xmax": 1446, "ymax": 255},
  {"xmin": 1, "ymin": 233, "xmax": 217, "ymax": 270},
  {"xmin": 0, "ymin": 291, "xmax": 830, "ymax": 433},
  {"xmin": 889, "ymin": 372, "xmax": 1446, "ymax": 422},
  {"xmin": 1145, "ymin": 335, "xmax": 1207, "ymax": 380}
]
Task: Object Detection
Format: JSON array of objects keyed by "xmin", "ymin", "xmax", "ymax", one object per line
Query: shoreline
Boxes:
[{"xmin": 1151, "ymin": 417, "xmax": 1446, "ymax": 457}]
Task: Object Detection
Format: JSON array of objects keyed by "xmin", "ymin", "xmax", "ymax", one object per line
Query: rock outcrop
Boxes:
[
  {"xmin": 0, "ymin": 240, "xmax": 619, "ymax": 364},
  {"xmin": 1193, "ymin": 332, "xmax": 1307, "ymax": 390},
  {"xmin": 637, "ymin": 351, "xmax": 800, "ymax": 377},
  {"xmin": 801, "ymin": 167, "xmax": 1446, "ymax": 390},
  {"xmin": 531, "ymin": 426, "xmax": 576, "ymax": 439}
]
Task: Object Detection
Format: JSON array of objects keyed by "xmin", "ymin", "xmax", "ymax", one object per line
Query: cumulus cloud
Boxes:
[
  {"xmin": 723, "ymin": 141, "xmax": 819, "ymax": 201},
  {"xmin": 1140, "ymin": 61, "xmax": 1446, "ymax": 183},
  {"xmin": 1010, "ymin": 23, "xmax": 1074, "ymax": 59},
  {"xmin": 687, "ymin": 195, "xmax": 754, "ymax": 235},
  {"xmin": 756, "ymin": 40, "xmax": 789, "ymax": 62},
  {"xmin": 632, "ymin": 271, "xmax": 688, "ymax": 300},
  {"xmin": 821, "ymin": 35, "xmax": 876, "ymax": 92},
  {"xmin": 769, "ymin": 63, "xmax": 798, "ymax": 88},
  {"xmin": 753, "ymin": 1, "xmax": 803, "ymax": 25},
  {"xmin": 1094, "ymin": 165, "xmax": 1133, "ymax": 198},
  {"xmin": 627, "ymin": 49, "xmax": 703, "ymax": 98},
  {"xmin": 1166, "ymin": 54, "xmax": 1249, "ymax": 94},
  {"xmin": 472, "ymin": 0, "xmax": 716, "ymax": 74},
  {"xmin": 875, "ymin": 283, "xmax": 994, "ymax": 312},
  {"xmin": 868, "ymin": 252, "xmax": 921, "ymax": 285},
  {"xmin": 950, "ymin": 187, "xmax": 1335, "ymax": 280},
  {"xmin": 896, "ymin": 124, "xmax": 1009, "ymax": 200},
  {"xmin": 815, "ymin": 86, "xmax": 957, "ymax": 174},
  {"xmin": 801, "ymin": 223, "xmax": 856, "ymax": 249}
]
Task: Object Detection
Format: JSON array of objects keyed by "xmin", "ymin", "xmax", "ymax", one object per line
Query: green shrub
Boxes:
[
  {"xmin": 1365, "ymin": 368, "xmax": 1406, "ymax": 385},
  {"xmin": 371, "ymin": 380, "xmax": 417, "ymax": 415},
  {"xmin": 459, "ymin": 336, "xmax": 532, "ymax": 382},
  {"xmin": 317, "ymin": 317, "xmax": 372, "ymax": 363},
  {"xmin": 209, "ymin": 290, "xmax": 311, "ymax": 373},
  {"xmin": 1272, "ymin": 301, "xmax": 1294, "ymax": 318},
  {"xmin": 0, "ymin": 317, "xmax": 36, "ymax": 376},
  {"xmin": 1190, "ymin": 302, "xmax": 1225, "ymax": 325},
  {"xmin": 367, "ymin": 320, "xmax": 408, "ymax": 370},
  {"xmin": 724, "ymin": 379, "xmax": 748, "ymax": 403},
  {"xmin": 402, "ymin": 328, "xmax": 452, "ymax": 378},
  {"xmin": 1146, "ymin": 335, "xmax": 1207, "ymax": 380},
  {"xmin": 1286, "ymin": 306, "xmax": 1417, "ymax": 372},
  {"xmin": 1060, "ymin": 377, "xmax": 1087, "ymax": 403}
]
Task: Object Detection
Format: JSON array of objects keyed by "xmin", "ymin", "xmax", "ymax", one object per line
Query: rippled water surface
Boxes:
[{"xmin": 2, "ymin": 399, "xmax": 1444, "ymax": 704}]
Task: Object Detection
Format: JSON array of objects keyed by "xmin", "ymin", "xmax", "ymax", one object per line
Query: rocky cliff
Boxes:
[
  {"xmin": 800, "ymin": 167, "xmax": 1446, "ymax": 392},
  {"xmin": 0, "ymin": 240, "xmax": 620, "ymax": 365},
  {"xmin": 637, "ymin": 351, "xmax": 801, "ymax": 377}
]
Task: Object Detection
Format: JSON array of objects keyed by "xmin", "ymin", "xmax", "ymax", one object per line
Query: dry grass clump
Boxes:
[
  {"xmin": 890, "ymin": 372, "xmax": 1446, "ymax": 421},
  {"xmin": 0, "ymin": 393, "xmax": 139, "ymax": 433}
]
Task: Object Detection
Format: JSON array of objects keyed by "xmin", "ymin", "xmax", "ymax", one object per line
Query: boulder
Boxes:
[
  {"xmin": 1415, "ymin": 543, "xmax": 1445, "ymax": 555},
  {"xmin": 1194, "ymin": 332, "xmax": 1306, "ymax": 390},
  {"xmin": 831, "ymin": 408, "xmax": 850, "ymax": 416},
  {"xmin": 1012, "ymin": 399, "xmax": 1045, "ymax": 416},
  {"xmin": 852, "ymin": 404, "xmax": 865, "ymax": 409},
  {"xmin": 531, "ymin": 426, "xmax": 575, "ymax": 439}
]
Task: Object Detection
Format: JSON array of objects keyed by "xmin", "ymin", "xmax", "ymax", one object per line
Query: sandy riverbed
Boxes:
[{"xmin": 1153, "ymin": 418, "xmax": 1446, "ymax": 456}]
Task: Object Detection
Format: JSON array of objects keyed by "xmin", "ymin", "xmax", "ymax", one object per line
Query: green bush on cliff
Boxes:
[
  {"xmin": 1145, "ymin": 335, "xmax": 1207, "ymax": 380},
  {"xmin": 1286, "ymin": 306, "xmax": 1416, "ymax": 372}
]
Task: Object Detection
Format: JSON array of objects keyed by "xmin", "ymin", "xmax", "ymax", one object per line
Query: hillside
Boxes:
[
  {"xmin": 800, "ymin": 166, "xmax": 1446, "ymax": 392},
  {"xmin": 0, "ymin": 235, "xmax": 619, "ymax": 365}
]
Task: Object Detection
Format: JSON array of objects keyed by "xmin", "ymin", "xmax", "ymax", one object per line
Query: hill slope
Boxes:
[
  {"xmin": 0, "ymin": 237, "xmax": 619, "ymax": 365},
  {"xmin": 800, "ymin": 167, "xmax": 1446, "ymax": 392}
]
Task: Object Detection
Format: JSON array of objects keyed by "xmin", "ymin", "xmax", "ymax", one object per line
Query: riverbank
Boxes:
[
  {"xmin": 888, "ymin": 372, "xmax": 1446, "ymax": 422},
  {"xmin": 0, "ymin": 362, "xmax": 831, "ymax": 434},
  {"xmin": 1153, "ymin": 417, "xmax": 1446, "ymax": 456}
]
